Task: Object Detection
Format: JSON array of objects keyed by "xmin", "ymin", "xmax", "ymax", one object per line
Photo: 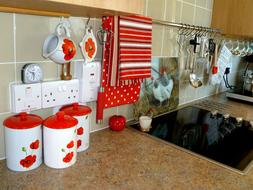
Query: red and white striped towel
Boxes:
[
  {"xmin": 118, "ymin": 15, "xmax": 152, "ymax": 85},
  {"xmin": 108, "ymin": 16, "xmax": 152, "ymax": 86}
]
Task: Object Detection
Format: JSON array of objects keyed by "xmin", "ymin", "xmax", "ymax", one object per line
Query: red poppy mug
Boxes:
[{"xmin": 42, "ymin": 22, "xmax": 76, "ymax": 64}]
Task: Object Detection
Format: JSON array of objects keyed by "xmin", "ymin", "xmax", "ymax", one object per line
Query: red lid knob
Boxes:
[
  {"xmin": 19, "ymin": 112, "xmax": 27, "ymax": 121},
  {"xmin": 43, "ymin": 111, "xmax": 78, "ymax": 129},
  {"xmin": 72, "ymin": 103, "xmax": 79, "ymax": 110},
  {"xmin": 60, "ymin": 103, "xmax": 92, "ymax": 116},
  {"xmin": 56, "ymin": 111, "xmax": 65, "ymax": 121}
]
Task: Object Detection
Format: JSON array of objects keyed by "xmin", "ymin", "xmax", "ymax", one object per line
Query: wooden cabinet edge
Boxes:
[{"xmin": 0, "ymin": 0, "xmax": 145, "ymax": 17}]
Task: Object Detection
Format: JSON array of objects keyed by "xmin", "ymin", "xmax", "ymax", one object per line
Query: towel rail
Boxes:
[{"xmin": 152, "ymin": 19, "xmax": 220, "ymax": 34}]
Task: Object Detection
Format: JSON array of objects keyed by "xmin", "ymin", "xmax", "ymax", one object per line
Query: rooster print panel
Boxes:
[{"xmin": 133, "ymin": 57, "xmax": 179, "ymax": 119}]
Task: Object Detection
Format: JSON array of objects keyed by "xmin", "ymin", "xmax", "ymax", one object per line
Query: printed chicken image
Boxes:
[
  {"xmin": 133, "ymin": 57, "xmax": 179, "ymax": 120},
  {"xmin": 153, "ymin": 72, "xmax": 174, "ymax": 106}
]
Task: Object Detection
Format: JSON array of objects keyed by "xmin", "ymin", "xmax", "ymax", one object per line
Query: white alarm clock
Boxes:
[{"xmin": 21, "ymin": 63, "xmax": 43, "ymax": 84}]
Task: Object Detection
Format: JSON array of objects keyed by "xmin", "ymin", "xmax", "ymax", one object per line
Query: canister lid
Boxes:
[
  {"xmin": 43, "ymin": 111, "xmax": 78, "ymax": 129},
  {"xmin": 3, "ymin": 112, "xmax": 43, "ymax": 130},
  {"xmin": 60, "ymin": 103, "xmax": 92, "ymax": 116}
]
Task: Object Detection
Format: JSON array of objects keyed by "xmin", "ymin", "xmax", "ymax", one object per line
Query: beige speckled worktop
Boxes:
[{"xmin": 1, "ymin": 93, "xmax": 253, "ymax": 190}]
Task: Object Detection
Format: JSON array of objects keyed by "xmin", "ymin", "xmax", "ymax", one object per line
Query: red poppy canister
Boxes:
[
  {"xmin": 3, "ymin": 112, "xmax": 43, "ymax": 172},
  {"xmin": 60, "ymin": 103, "xmax": 92, "ymax": 152},
  {"xmin": 43, "ymin": 111, "xmax": 78, "ymax": 169}
]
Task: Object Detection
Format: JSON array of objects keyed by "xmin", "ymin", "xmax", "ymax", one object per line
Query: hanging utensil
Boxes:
[
  {"xmin": 177, "ymin": 34, "xmax": 185, "ymax": 71},
  {"xmin": 189, "ymin": 35, "xmax": 202, "ymax": 88}
]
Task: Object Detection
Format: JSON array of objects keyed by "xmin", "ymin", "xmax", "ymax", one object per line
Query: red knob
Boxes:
[
  {"xmin": 72, "ymin": 102, "xmax": 79, "ymax": 110},
  {"xmin": 56, "ymin": 111, "xmax": 65, "ymax": 120},
  {"xmin": 19, "ymin": 112, "xmax": 27, "ymax": 121}
]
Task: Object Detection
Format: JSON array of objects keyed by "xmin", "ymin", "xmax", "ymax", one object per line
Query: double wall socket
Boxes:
[
  {"xmin": 11, "ymin": 79, "xmax": 79, "ymax": 113},
  {"xmin": 41, "ymin": 79, "xmax": 79, "ymax": 108},
  {"xmin": 11, "ymin": 83, "xmax": 42, "ymax": 113}
]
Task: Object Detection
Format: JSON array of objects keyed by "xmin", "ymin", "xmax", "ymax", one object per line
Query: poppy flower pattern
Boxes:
[
  {"xmin": 61, "ymin": 138, "xmax": 75, "ymax": 164},
  {"xmin": 77, "ymin": 127, "xmax": 84, "ymax": 135},
  {"xmin": 63, "ymin": 152, "xmax": 74, "ymax": 163},
  {"xmin": 67, "ymin": 140, "xmax": 74, "ymax": 149},
  {"xmin": 20, "ymin": 139, "xmax": 40, "ymax": 168},
  {"xmin": 20, "ymin": 155, "xmax": 36, "ymax": 168},
  {"xmin": 30, "ymin": 140, "xmax": 39, "ymax": 149},
  {"xmin": 85, "ymin": 38, "xmax": 96, "ymax": 58},
  {"xmin": 62, "ymin": 39, "xmax": 76, "ymax": 61},
  {"xmin": 77, "ymin": 140, "xmax": 82, "ymax": 148}
]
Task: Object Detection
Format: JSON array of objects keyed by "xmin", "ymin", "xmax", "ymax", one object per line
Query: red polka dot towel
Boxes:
[{"xmin": 96, "ymin": 16, "xmax": 150, "ymax": 122}]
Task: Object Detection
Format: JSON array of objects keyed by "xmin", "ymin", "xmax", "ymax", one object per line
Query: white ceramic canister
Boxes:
[
  {"xmin": 3, "ymin": 112, "xmax": 43, "ymax": 172},
  {"xmin": 60, "ymin": 103, "xmax": 92, "ymax": 152},
  {"xmin": 43, "ymin": 111, "xmax": 78, "ymax": 169}
]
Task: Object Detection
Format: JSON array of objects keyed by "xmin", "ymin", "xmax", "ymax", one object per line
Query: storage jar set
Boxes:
[{"xmin": 3, "ymin": 103, "xmax": 92, "ymax": 172}]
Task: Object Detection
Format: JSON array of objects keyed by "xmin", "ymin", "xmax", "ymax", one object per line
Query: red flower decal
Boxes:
[
  {"xmin": 77, "ymin": 139, "xmax": 82, "ymax": 148},
  {"xmin": 67, "ymin": 140, "xmax": 74, "ymax": 149},
  {"xmin": 62, "ymin": 39, "xmax": 76, "ymax": 61},
  {"xmin": 85, "ymin": 38, "xmax": 96, "ymax": 58},
  {"xmin": 20, "ymin": 155, "xmax": 36, "ymax": 168},
  {"xmin": 30, "ymin": 140, "xmax": 39, "ymax": 150},
  {"xmin": 77, "ymin": 127, "xmax": 84, "ymax": 135},
  {"xmin": 63, "ymin": 152, "xmax": 74, "ymax": 163}
]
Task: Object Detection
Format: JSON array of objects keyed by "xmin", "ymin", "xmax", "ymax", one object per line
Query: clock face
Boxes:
[{"xmin": 22, "ymin": 64, "xmax": 43, "ymax": 83}]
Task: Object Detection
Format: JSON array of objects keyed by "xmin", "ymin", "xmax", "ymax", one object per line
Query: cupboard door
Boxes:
[{"xmin": 212, "ymin": 0, "xmax": 253, "ymax": 38}]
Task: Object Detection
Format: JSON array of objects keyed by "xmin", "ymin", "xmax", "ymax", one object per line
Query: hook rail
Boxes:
[{"xmin": 152, "ymin": 19, "xmax": 220, "ymax": 35}]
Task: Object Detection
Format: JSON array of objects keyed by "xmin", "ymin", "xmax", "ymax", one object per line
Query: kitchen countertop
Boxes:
[{"xmin": 1, "ymin": 93, "xmax": 253, "ymax": 190}]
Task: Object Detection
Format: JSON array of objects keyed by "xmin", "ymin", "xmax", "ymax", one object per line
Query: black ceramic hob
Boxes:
[{"xmin": 129, "ymin": 106, "xmax": 253, "ymax": 173}]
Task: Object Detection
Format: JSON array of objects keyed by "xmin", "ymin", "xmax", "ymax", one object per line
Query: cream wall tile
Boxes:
[
  {"xmin": 162, "ymin": 28, "xmax": 178, "ymax": 56},
  {"xmin": 16, "ymin": 61, "xmax": 58, "ymax": 82},
  {"xmin": 196, "ymin": 0, "xmax": 207, "ymax": 8},
  {"xmin": 181, "ymin": 3, "xmax": 195, "ymax": 25},
  {"xmin": 147, "ymin": 0, "xmax": 166, "ymax": 20},
  {"xmin": 0, "ymin": 64, "xmax": 15, "ymax": 113},
  {"xmin": 0, "ymin": 113, "xmax": 11, "ymax": 159},
  {"xmin": 31, "ymin": 108, "xmax": 53, "ymax": 119},
  {"xmin": 183, "ymin": 0, "xmax": 195, "ymax": 5},
  {"xmin": 165, "ymin": 0, "xmax": 177, "ymax": 22},
  {"xmin": 118, "ymin": 104, "xmax": 134, "ymax": 120},
  {"xmin": 0, "ymin": 13, "xmax": 14, "ymax": 63},
  {"xmin": 15, "ymin": 14, "xmax": 60, "ymax": 62},
  {"xmin": 179, "ymin": 81, "xmax": 197, "ymax": 103},
  {"xmin": 152, "ymin": 24, "xmax": 163, "ymax": 56},
  {"xmin": 175, "ymin": 1, "xmax": 182, "ymax": 22},
  {"xmin": 195, "ymin": 7, "xmax": 211, "ymax": 27},
  {"xmin": 206, "ymin": 0, "xmax": 213, "ymax": 9}
]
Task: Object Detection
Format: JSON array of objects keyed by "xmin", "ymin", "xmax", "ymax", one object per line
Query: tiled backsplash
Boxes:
[
  {"xmin": 145, "ymin": 0, "xmax": 244, "ymax": 105},
  {"xmin": 0, "ymin": 0, "xmax": 245, "ymax": 159},
  {"xmin": 0, "ymin": 14, "xmax": 132, "ymax": 159}
]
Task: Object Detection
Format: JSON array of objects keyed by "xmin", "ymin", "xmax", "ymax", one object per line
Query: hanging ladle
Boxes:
[{"xmin": 189, "ymin": 34, "xmax": 202, "ymax": 88}]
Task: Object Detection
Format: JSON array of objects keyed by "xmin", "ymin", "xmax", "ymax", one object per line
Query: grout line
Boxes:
[
  {"xmin": 193, "ymin": 0, "xmax": 197, "ymax": 25},
  {"xmin": 13, "ymin": 13, "xmax": 17, "ymax": 82},
  {"xmin": 179, "ymin": 0, "xmax": 183, "ymax": 22},
  {"xmin": 182, "ymin": 1, "xmax": 212, "ymax": 11},
  {"xmin": 0, "ymin": 112, "xmax": 11, "ymax": 116},
  {"xmin": 145, "ymin": 0, "xmax": 149, "ymax": 16}
]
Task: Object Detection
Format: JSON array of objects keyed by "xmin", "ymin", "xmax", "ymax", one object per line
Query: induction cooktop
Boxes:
[{"xmin": 129, "ymin": 106, "xmax": 253, "ymax": 174}]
